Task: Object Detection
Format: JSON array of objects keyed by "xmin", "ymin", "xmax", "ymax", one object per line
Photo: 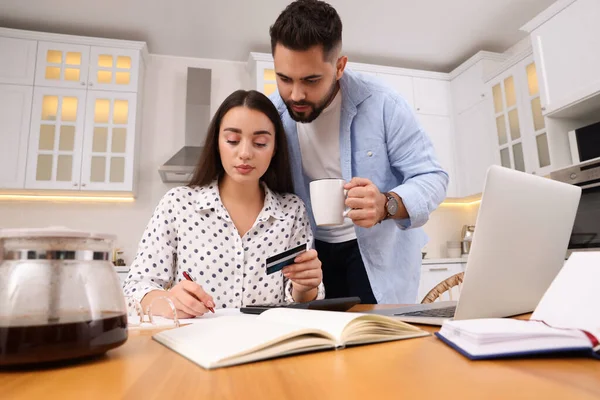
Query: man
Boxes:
[{"xmin": 268, "ymin": 0, "xmax": 448, "ymax": 304}]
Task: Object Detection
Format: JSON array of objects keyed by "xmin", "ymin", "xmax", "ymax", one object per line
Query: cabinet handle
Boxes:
[
  {"xmin": 429, "ymin": 267, "xmax": 449, "ymax": 271},
  {"xmin": 541, "ymin": 106, "xmax": 546, "ymax": 111},
  {"xmin": 416, "ymin": 107, "xmax": 421, "ymax": 111},
  {"xmin": 481, "ymin": 93, "xmax": 485, "ymax": 97},
  {"xmin": 80, "ymin": 82, "xmax": 85, "ymax": 86},
  {"xmin": 81, "ymin": 183, "xmax": 87, "ymax": 187},
  {"xmin": 73, "ymin": 183, "xmax": 78, "ymax": 187},
  {"xmin": 89, "ymin": 82, "xmax": 94, "ymax": 87}
]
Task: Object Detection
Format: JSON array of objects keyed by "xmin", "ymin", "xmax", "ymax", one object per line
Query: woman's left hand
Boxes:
[{"xmin": 283, "ymin": 249, "xmax": 322, "ymax": 293}]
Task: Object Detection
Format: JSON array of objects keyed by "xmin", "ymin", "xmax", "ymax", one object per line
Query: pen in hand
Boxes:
[{"xmin": 182, "ymin": 271, "xmax": 215, "ymax": 313}]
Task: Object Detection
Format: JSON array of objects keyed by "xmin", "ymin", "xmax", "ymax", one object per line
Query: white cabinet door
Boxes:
[
  {"xmin": 417, "ymin": 115, "xmax": 457, "ymax": 197},
  {"xmin": 80, "ymin": 91, "xmax": 137, "ymax": 191},
  {"xmin": 451, "ymin": 63, "xmax": 487, "ymax": 116},
  {"xmin": 26, "ymin": 87, "xmax": 87, "ymax": 189},
  {"xmin": 0, "ymin": 84, "xmax": 33, "ymax": 188},
  {"xmin": 88, "ymin": 47, "xmax": 140, "ymax": 92},
  {"xmin": 417, "ymin": 263, "xmax": 464, "ymax": 303},
  {"xmin": 0, "ymin": 37, "xmax": 38, "ymax": 85},
  {"xmin": 376, "ymin": 73, "xmax": 414, "ymax": 109},
  {"xmin": 455, "ymin": 99, "xmax": 497, "ymax": 197},
  {"xmin": 35, "ymin": 41, "xmax": 90, "ymax": 89},
  {"xmin": 530, "ymin": 0, "xmax": 600, "ymax": 115},
  {"xmin": 413, "ymin": 78, "xmax": 451, "ymax": 116}
]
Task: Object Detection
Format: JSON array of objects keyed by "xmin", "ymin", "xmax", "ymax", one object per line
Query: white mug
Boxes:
[{"xmin": 309, "ymin": 178, "xmax": 350, "ymax": 226}]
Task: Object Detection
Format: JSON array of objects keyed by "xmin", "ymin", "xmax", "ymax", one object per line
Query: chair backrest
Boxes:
[{"xmin": 421, "ymin": 272, "xmax": 464, "ymax": 304}]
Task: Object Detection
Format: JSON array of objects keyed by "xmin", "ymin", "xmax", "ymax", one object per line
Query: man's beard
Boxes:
[{"xmin": 285, "ymin": 79, "xmax": 338, "ymax": 123}]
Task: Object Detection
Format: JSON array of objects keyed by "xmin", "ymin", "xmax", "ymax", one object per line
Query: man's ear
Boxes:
[{"xmin": 336, "ymin": 55, "xmax": 348, "ymax": 80}]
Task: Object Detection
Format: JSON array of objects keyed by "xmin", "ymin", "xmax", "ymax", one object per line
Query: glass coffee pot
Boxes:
[{"xmin": 0, "ymin": 227, "xmax": 128, "ymax": 367}]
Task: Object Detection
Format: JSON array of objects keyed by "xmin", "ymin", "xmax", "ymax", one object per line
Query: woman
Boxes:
[{"xmin": 123, "ymin": 90, "xmax": 324, "ymax": 318}]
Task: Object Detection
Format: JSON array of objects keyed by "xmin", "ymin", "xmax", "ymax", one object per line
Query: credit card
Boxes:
[{"xmin": 265, "ymin": 243, "xmax": 308, "ymax": 275}]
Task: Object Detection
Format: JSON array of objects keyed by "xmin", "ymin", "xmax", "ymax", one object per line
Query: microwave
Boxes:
[
  {"xmin": 551, "ymin": 159, "xmax": 600, "ymax": 251},
  {"xmin": 568, "ymin": 120, "xmax": 600, "ymax": 164}
]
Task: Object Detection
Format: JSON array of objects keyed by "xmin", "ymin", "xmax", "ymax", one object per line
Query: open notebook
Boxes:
[
  {"xmin": 436, "ymin": 252, "xmax": 600, "ymax": 360},
  {"xmin": 152, "ymin": 308, "xmax": 428, "ymax": 369}
]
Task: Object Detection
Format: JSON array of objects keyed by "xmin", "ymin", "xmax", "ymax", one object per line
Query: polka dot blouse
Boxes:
[{"xmin": 123, "ymin": 181, "xmax": 325, "ymax": 308}]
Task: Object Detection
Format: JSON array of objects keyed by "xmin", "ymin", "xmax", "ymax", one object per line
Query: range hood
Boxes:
[
  {"xmin": 158, "ymin": 146, "xmax": 203, "ymax": 183},
  {"xmin": 158, "ymin": 67, "xmax": 211, "ymax": 183}
]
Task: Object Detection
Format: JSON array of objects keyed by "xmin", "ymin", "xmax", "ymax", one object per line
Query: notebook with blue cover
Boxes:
[{"xmin": 435, "ymin": 252, "xmax": 600, "ymax": 360}]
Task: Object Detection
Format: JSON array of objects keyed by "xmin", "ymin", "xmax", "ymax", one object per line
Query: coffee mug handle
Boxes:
[{"xmin": 342, "ymin": 189, "xmax": 351, "ymax": 218}]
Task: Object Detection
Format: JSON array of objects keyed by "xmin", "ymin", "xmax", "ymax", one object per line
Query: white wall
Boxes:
[
  {"xmin": 0, "ymin": 52, "xmax": 478, "ymax": 263},
  {"xmin": 0, "ymin": 54, "xmax": 250, "ymax": 264}
]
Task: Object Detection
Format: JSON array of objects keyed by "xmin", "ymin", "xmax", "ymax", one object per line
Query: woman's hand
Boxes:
[
  {"xmin": 283, "ymin": 249, "xmax": 323, "ymax": 302},
  {"xmin": 143, "ymin": 281, "xmax": 215, "ymax": 319}
]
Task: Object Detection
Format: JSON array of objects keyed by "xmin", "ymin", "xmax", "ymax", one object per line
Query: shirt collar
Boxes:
[{"xmin": 193, "ymin": 180, "xmax": 288, "ymax": 222}]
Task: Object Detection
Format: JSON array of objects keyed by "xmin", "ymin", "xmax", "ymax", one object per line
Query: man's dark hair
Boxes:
[{"xmin": 269, "ymin": 0, "xmax": 342, "ymax": 61}]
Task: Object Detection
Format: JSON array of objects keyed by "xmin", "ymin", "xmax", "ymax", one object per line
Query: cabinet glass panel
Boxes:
[
  {"xmin": 492, "ymin": 84, "xmax": 503, "ymax": 113},
  {"xmin": 115, "ymin": 72, "xmax": 130, "ymax": 85},
  {"xmin": 36, "ymin": 155, "xmax": 53, "ymax": 181},
  {"xmin": 116, "ymin": 56, "xmax": 131, "ymax": 69},
  {"xmin": 500, "ymin": 148, "xmax": 511, "ymax": 168},
  {"xmin": 61, "ymin": 97, "xmax": 78, "ymax": 122},
  {"xmin": 46, "ymin": 50, "xmax": 62, "ymax": 64},
  {"xmin": 526, "ymin": 63, "xmax": 539, "ymax": 96},
  {"xmin": 496, "ymin": 116, "xmax": 507, "ymax": 145},
  {"xmin": 531, "ymin": 97, "xmax": 545, "ymax": 131},
  {"xmin": 64, "ymin": 68, "xmax": 80, "ymax": 81},
  {"xmin": 98, "ymin": 55, "xmax": 113, "ymax": 68},
  {"xmin": 504, "ymin": 76, "xmax": 516, "ymax": 108},
  {"xmin": 65, "ymin": 52, "xmax": 81, "ymax": 66},
  {"xmin": 56, "ymin": 155, "xmax": 72, "ymax": 181},
  {"xmin": 45, "ymin": 67, "xmax": 61, "ymax": 80},
  {"xmin": 91, "ymin": 156, "xmax": 106, "ymax": 182},
  {"xmin": 508, "ymin": 109, "xmax": 520, "ymax": 140},
  {"xmin": 97, "ymin": 70, "xmax": 112, "ymax": 84},
  {"xmin": 59, "ymin": 126, "xmax": 75, "ymax": 151},
  {"xmin": 94, "ymin": 99, "xmax": 110, "ymax": 123},
  {"xmin": 264, "ymin": 69, "xmax": 276, "ymax": 81},
  {"xmin": 111, "ymin": 128, "xmax": 127, "ymax": 153},
  {"xmin": 113, "ymin": 100, "xmax": 129, "ymax": 124},
  {"xmin": 264, "ymin": 83, "xmax": 277, "ymax": 96},
  {"xmin": 110, "ymin": 157, "xmax": 125, "ymax": 182},
  {"xmin": 536, "ymin": 133, "xmax": 551, "ymax": 168},
  {"xmin": 513, "ymin": 142, "xmax": 525, "ymax": 172},
  {"xmin": 93, "ymin": 127, "xmax": 108, "ymax": 152},
  {"xmin": 39, "ymin": 125, "xmax": 55, "ymax": 150},
  {"xmin": 41, "ymin": 96, "xmax": 58, "ymax": 120}
]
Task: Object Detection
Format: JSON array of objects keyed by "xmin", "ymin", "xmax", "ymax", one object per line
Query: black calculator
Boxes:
[{"xmin": 240, "ymin": 297, "xmax": 361, "ymax": 315}]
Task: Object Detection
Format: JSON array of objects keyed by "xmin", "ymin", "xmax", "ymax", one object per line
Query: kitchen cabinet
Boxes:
[
  {"xmin": 0, "ymin": 37, "xmax": 37, "ymax": 85},
  {"xmin": 417, "ymin": 262, "xmax": 466, "ymax": 303},
  {"xmin": 0, "ymin": 84, "xmax": 33, "ymax": 188},
  {"xmin": 375, "ymin": 73, "xmax": 414, "ymax": 109},
  {"xmin": 413, "ymin": 78, "xmax": 451, "ymax": 116},
  {"xmin": 0, "ymin": 28, "xmax": 147, "ymax": 193},
  {"xmin": 487, "ymin": 55, "xmax": 551, "ymax": 176},
  {"xmin": 454, "ymin": 98, "xmax": 496, "ymax": 196},
  {"xmin": 418, "ymin": 115, "xmax": 458, "ymax": 197},
  {"xmin": 35, "ymin": 42, "xmax": 141, "ymax": 92},
  {"xmin": 523, "ymin": 0, "xmax": 600, "ymax": 118}
]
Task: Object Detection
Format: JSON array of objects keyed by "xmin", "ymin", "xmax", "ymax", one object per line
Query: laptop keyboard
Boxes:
[{"xmin": 396, "ymin": 306, "xmax": 456, "ymax": 318}]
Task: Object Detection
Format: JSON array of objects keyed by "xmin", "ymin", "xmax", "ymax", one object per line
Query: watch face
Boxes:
[{"xmin": 386, "ymin": 196, "xmax": 398, "ymax": 216}]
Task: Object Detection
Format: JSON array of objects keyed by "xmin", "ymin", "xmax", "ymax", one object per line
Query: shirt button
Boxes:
[{"xmin": 367, "ymin": 151, "xmax": 373, "ymax": 157}]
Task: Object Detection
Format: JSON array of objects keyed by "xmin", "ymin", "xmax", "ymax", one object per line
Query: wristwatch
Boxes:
[{"xmin": 383, "ymin": 192, "xmax": 398, "ymax": 220}]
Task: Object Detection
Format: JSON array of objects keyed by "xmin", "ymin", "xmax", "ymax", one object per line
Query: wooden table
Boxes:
[{"xmin": 2, "ymin": 305, "xmax": 599, "ymax": 400}]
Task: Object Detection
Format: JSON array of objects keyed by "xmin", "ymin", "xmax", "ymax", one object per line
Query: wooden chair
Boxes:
[{"xmin": 421, "ymin": 272, "xmax": 464, "ymax": 304}]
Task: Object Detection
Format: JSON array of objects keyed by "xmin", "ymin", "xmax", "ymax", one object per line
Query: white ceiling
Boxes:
[{"xmin": 0, "ymin": 0, "xmax": 555, "ymax": 72}]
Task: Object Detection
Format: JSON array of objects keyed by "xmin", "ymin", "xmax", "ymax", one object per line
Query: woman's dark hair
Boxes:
[
  {"xmin": 269, "ymin": 0, "xmax": 342, "ymax": 61},
  {"xmin": 188, "ymin": 90, "xmax": 294, "ymax": 194}
]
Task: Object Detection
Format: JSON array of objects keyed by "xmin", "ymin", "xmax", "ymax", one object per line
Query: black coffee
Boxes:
[{"xmin": 0, "ymin": 311, "xmax": 128, "ymax": 367}]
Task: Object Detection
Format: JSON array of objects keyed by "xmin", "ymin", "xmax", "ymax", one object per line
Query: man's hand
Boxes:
[{"xmin": 344, "ymin": 177, "xmax": 388, "ymax": 228}]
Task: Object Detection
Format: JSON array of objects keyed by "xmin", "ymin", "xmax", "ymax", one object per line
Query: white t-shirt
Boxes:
[{"xmin": 297, "ymin": 90, "xmax": 357, "ymax": 243}]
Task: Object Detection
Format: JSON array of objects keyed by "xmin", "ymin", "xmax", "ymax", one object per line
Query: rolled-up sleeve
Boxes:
[{"xmin": 384, "ymin": 97, "xmax": 449, "ymax": 229}]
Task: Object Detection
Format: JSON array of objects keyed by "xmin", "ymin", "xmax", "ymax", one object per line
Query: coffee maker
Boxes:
[{"xmin": 461, "ymin": 225, "xmax": 475, "ymax": 256}]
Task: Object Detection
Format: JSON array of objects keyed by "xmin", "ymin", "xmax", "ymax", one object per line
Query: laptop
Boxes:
[{"xmin": 368, "ymin": 165, "xmax": 582, "ymax": 325}]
